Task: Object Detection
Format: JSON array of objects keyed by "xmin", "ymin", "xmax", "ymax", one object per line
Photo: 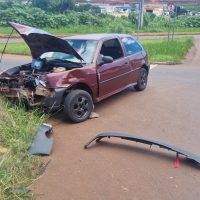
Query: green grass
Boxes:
[
  {"xmin": 0, "ymin": 27, "xmax": 17, "ymax": 37},
  {"xmin": 46, "ymin": 26, "xmax": 200, "ymax": 35},
  {"xmin": 175, "ymin": 27, "xmax": 200, "ymax": 33},
  {"xmin": 0, "ymin": 26, "xmax": 107, "ymax": 37},
  {"xmin": 141, "ymin": 37, "xmax": 194, "ymax": 64},
  {"xmin": 0, "ymin": 98, "xmax": 47, "ymax": 199},
  {"xmin": 0, "ymin": 37, "xmax": 194, "ymax": 64},
  {"xmin": 0, "ymin": 42, "xmax": 30, "ymax": 55},
  {"xmin": 0, "ymin": 25, "xmax": 200, "ymax": 37},
  {"xmin": 143, "ymin": 27, "xmax": 200, "ymax": 33},
  {"xmin": 0, "ymin": 25, "xmax": 122, "ymax": 37},
  {"xmin": 45, "ymin": 25, "xmax": 114, "ymax": 35}
]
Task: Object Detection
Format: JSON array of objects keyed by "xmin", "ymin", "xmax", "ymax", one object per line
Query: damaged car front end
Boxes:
[
  {"xmin": 0, "ymin": 58, "xmax": 77, "ymax": 109},
  {"xmin": 0, "ymin": 66, "xmax": 53, "ymax": 107},
  {"xmin": 0, "ymin": 22, "xmax": 84, "ymax": 110}
]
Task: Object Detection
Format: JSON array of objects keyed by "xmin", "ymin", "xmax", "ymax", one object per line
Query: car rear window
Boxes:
[{"xmin": 122, "ymin": 37, "xmax": 142, "ymax": 55}]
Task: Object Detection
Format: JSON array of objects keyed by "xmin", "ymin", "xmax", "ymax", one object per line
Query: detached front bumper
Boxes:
[
  {"xmin": 0, "ymin": 84, "xmax": 50, "ymax": 98},
  {"xmin": 0, "ymin": 85, "xmax": 66, "ymax": 110}
]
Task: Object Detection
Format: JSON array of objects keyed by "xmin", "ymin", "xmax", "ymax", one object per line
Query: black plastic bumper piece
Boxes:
[
  {"xmin": 28, "ymin": 123, "xmax": 53, "ymax": 155},
  {"xmin": 85, "ymin": 132, "xmax": 200, "ymax": 164}
]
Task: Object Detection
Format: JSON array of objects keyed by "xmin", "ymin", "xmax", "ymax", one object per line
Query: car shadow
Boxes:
[{"xmin": 94, "ymin": 86, "xmax": 137, "ymax": 112}]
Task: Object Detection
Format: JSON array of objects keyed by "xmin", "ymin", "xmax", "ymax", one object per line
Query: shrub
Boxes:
[
  {"xmin": 1, "ymin": 5, "xmax": 199, "ymax": 34},
  {"xmin": 0, "ymin": 5, "xmax": 134, "ymax": 32}
]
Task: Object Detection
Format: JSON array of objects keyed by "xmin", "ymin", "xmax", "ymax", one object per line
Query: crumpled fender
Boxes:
[{"xmin": 45, "ymin": 67, "xmax": 97, "ymax": 89}]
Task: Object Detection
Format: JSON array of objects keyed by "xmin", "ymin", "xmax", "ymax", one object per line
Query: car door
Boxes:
[
  {"xmin": 121, "ymin": 37, "xmax": 144, "ymax": 83},
  {"xmin": 97, "ymin": 38, "xmax": 132, "ymax": 98}
]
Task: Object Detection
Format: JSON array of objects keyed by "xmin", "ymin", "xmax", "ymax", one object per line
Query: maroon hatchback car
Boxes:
[{"xmin": 0, "ymin": 22, "xmax": 150, "ymax": 122}]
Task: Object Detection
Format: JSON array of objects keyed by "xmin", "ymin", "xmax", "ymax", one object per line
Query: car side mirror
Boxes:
[
  {"xmin": 97, "ymin": 55, "xmax": 114, "ymax": 66},
  {"xmin": 102, "ymin": 56, "xmax": 114, "ymax": 64}
]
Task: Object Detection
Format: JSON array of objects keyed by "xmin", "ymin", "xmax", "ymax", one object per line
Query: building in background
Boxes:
[
  {"xmin": 76, "ymin": 0, "xmax": 199, "ymax": 15},
  {"xmin": 144, "ymin": 4, "xmax": 164, "ymax": 16},
  {"xmin": 76, "ymin": 0, "xmax": 135, "ymax": 14}
]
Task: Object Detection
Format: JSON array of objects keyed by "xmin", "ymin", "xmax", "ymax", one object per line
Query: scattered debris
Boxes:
[
  {"xmin": 89, "ymin": 112, "xmax": 100, "ymax": 119},
  {"xmin": 28, "ymin": 123, "xmax": 53, "ymax": 156},
  {"xmin": 175, "ymin": 153, "xmax": 180, "ymax": 168},
  {"xmin": 37, "ymin": 160, "xmax": 52, "ymax": 177},
  {"xmin": 14, "ymin": 188, "xmax": 31, "ymax": 194},
  {"xmin": 85, "ymin": 132, "xmax": 200, "ymax": 166}
]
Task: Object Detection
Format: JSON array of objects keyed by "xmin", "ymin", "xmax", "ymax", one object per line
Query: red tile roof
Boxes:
[{"xmin": 77, "ymin": 0, "xmax": 199, "ymax": 4}]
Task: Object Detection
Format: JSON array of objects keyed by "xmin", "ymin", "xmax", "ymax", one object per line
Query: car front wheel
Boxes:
[
  {"xmin": 64, "ymin": 89, "xmax": 93, "ymax": 123},
  {"xmin": 135, "ymin": 68, "xmax": 148, "ymax": 91}
]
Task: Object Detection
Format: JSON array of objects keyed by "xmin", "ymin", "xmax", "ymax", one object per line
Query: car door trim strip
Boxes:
[{"xmin": 99, "ymin": 67, "xmax": 140, "ymax": 84}]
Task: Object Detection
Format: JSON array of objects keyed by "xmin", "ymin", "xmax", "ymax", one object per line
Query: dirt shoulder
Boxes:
[{"xmin": 183, "ymin": 38, "xmax": 200, "ymax": 66}]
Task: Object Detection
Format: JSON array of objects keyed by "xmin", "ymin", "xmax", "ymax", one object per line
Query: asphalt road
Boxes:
[
  {"xmin": 1, "ymin": 39, "xmax": 200, "ymax": 200},
  {"xmin": 0, "ymin": 54, "xmax": 31, "ymax": 72}
]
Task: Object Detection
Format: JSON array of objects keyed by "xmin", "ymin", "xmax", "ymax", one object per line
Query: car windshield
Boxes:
[
  {"xmin": 67, "ymin": 39, "xmax": 98, "ymax": 64},
  {"xmin": 40, "ymin": 39, "xmax": 98, "ymax": 64}
]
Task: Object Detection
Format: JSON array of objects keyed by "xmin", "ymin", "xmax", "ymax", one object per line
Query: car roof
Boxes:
[{"xmin": 63, "ymin": 33, "xmax": 134, "ymax": 41}]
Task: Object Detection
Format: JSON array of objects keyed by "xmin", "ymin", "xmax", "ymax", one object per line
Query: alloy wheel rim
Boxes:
[
  {"xmin": 72, "ymin": 96, "xmax": 89, "ymax": 118},
  {"xmin": 140, "ymin": 71, "xmax": 147, "ymax": 87}
]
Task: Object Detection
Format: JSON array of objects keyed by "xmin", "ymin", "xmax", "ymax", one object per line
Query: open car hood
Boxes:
[{"xmin": 8, "ymin": 22, "xmax": 83, "ymax": 60}]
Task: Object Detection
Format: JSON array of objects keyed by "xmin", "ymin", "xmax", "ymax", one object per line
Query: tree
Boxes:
[
  {"xmin": 32, "ymin": 0, "xmax": 48, "ymax": 10},
  {"xmin": 32, "ymin": 0, "xmax": 75, "ymax": 12},
  {"xmin": 0, "ymin": 0, "xmax": 29, "ymax": 9},
  {"xmin": 0, "ymin": 0, "xmax": 15, "ymax": 9},
  {"xmin": 75, "ymin": 4, "xmax": 101, "ymax": 13}
]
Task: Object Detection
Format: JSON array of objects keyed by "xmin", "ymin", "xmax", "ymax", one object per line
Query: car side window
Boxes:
[
  {"xmin": 122, "ymin": 37, "xmax": 142, "ymax": 55},
  {"xmin": 100, "ymin": 38, "xmax": 124, "ymax": 60}
]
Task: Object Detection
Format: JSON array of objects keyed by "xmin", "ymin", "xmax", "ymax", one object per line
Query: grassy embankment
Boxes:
[
  {"xmin": 140, "ymin": 37, "xmax": 194, "ymax": 64},
  {"xmin": 0, "ymin": 26, "xmax": 200, "ymax": 37},
  {"xmin": 0, "ymin": 37, "xmax": 194, "ymax": 64},
  {"xmin": 0, "ymin": 99, "xmax": 47, "ymax": 199},
  {"xmin": 44, "ymin": 27, "xmax": 200, "ymax": 35}
]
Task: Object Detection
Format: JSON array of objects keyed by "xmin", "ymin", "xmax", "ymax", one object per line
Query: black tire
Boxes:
[
  {"xmin": 135, "ymin": 68, "xmax": 148, "ymax": 91},
  {"xmin": 64, "ymin": 89, "xmax": 93, "ymax": 123}
]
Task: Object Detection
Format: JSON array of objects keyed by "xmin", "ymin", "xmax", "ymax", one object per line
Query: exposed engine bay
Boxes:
[
  {"xmin": 0, "ymin": 58, "xmax": 82, "ymax": 92},
  {"xmin": 30, "ymin": 58, "xmax": 82, "ymax": 73}
]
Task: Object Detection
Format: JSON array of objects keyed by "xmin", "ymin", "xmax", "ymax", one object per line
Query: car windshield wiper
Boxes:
[{"xmin": 48, "ymin": 59, "xmax": 85, "ymax": 67}]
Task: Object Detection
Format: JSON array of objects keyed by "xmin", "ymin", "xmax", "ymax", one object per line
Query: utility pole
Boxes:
[
  {"xmin": 138, "ymin": 0, "xmax": 144, "ymax": 29},
  {"xmin": 137, "ymin": 0, "xmax": 144, "ymax": 38}
]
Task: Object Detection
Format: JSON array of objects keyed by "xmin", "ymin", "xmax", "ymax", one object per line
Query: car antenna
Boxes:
[
  {"xmin": 0, "ymin": 28, "xmax": 14, "ymax": 64},
  {"xmin": 0, "ymin": 0, "xmax": 32, "ymax": 65}
]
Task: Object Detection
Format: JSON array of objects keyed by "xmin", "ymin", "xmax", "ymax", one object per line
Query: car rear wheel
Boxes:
[
  {"xmin": 135, "ymin": 68, "xmax": 148, "ymax": 91},
  {"xmin": 64, "ymin": 89, "xmax": 93, "ymax": 123}
]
